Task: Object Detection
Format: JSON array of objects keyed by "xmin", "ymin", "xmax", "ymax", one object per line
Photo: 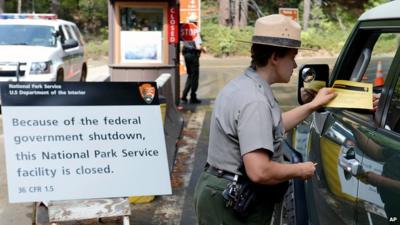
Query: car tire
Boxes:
[
  {"xmin": 80, "ymin": 64, "xmax": 87, "ymax": 82},
  {"xmin": 56, "ymin": 70, "xmax": 64, "ymax": 82},
  {"xmin": 272, "ymin": 180, "xmax": 296, "ymax": 225}
]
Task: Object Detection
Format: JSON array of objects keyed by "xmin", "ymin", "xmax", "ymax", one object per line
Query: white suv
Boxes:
[{"xmin": 0, "ymin": 14, "xmax": 87, "ymax": 82}]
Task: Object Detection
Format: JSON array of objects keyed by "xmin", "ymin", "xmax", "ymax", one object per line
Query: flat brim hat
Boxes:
[{"xmin": 239, "ymin": 14, "xmax": 310, "ymax": 49}]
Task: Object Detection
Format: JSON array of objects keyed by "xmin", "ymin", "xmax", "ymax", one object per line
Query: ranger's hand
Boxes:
[
  {"xmin": 309, "ymin": 87, "xmax": 336, "ymax": 110},
  {"xmin": 298, "ymin": 162, "xmax": 317, "ymax": 180}
]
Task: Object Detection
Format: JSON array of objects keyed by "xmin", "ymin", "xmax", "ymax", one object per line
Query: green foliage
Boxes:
[
  {"xmin": 201, "ymin": 1, "xmax": 219, "ymax": 25},
  {"xmin": 59, "ymin": 0, "xmax": 108, "ymax": 37},
  {"xmin": 85, "ymin": 39, "xmax": 109, "ymax": 60},
  {"xmin": 301, "ymin": 26, "xmax": 350, "ymax": 53},
  {"xmin": 372, "ymin": 33, "xmax": 400, "ymax": 55},
  {"xmin": 201, "ymin": 22, "xmax": 252, "ymax": 57},
  {"xmin": 300, "ymin": 3, "xmax": 354, "ymax": 54},
  {"xmin": 364, "ymin": 0, "xmax": 389, "ymax": 10}
]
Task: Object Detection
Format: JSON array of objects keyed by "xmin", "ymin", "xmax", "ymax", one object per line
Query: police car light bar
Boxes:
[{"xmin": 0, "ymin": 13, "xmax": 58, "ymax": 20}]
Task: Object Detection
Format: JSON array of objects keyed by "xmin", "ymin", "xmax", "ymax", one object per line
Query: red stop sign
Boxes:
[{"xmin": 181, "ymin": 23, "xmax": 198, "ymax": 41}]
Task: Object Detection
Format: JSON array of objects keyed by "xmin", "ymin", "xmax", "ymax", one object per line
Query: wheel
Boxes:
[
  {"xmin": 56, "ymin": 70, "xmax": 64, "ymax": 82},
  {"xmin": 272, "ymin": 180, "xmax": 296, "ymax": 225},
  {"xmin": 80, "ymin": 64, "xmax": 87, "ymax": 82}
]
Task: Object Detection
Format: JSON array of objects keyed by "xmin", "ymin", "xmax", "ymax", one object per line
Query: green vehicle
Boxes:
[{"xmin": 275, "ymin": 1, "xmax": 400, "ymax": 225}]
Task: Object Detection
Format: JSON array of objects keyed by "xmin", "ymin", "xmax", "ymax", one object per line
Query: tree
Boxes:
[
  {"xmin": 234, "ymin": 0, "xmax": 248, "ymax": 28},
  {"xmin": 219, "ymin": 0, "xmax": 230, "ymax": 26},
  {"xmin": 233, "ymin": 0, "xmax": 239, "ymax": 27},
  {"xmin": 0, "ymin": 0, "xmax": 4, "ymax": 13},
  {"xmin": 303, "ymin": 0, "xmax": 311, "ymax": 30},
  {"xmin": 219, "ymin": 0, "xmax": 248, "ymax": 28},
  {"xmin": 239, "ymin": 0, "xmax": 248, "ymax": 27},
  {"xmin": 17, "ymin": 0, "xmax": 21, "ymax": 13},
  {"xmin": 51, "ymin": 0, "xmax": 60, "ymax": 15}
]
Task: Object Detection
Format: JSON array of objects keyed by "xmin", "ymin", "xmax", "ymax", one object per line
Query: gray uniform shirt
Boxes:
[{"xmin": 207, "ymin": 67, "xmax": 285, "ymax": 175}]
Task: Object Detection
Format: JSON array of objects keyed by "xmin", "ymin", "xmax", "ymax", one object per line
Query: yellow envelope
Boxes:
[{"xmin": 326, "ymin": 80, "xmax": 373, "ymax": 109}]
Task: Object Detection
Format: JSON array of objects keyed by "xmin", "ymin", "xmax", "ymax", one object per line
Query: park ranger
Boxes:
[
  {"xmin": 193, "ymin": 14, "xmax": 336, "ymax": 224},
  {"xmin": 181, "ymin": 15, "xmax": 206, "ymax": 104}
]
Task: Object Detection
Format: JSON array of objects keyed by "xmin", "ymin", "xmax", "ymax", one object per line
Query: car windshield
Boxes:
[{"xmin": 0, "ymin": 25, "xmax": 56, "ymax": 47}]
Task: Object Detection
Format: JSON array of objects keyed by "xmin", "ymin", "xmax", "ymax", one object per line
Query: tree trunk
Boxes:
[
  {"xmin": 0, "ymin": 0, "xmax": 4, "ymax": 13},
  {"xmin": 219, "ymin": 0, "xmax": 230, "ymax": 26},
  {"xmin": 239, "ymin": 0, "xmax": 248, "ymax": 28},
  {"xmin": 233, "ymin": 0, "xmax": 239, "ymax": 28},
  {"xmin": 17, "ymin": 0, "xmax": 22, "ymax": 13},
  {"xmin": 303, "ymin": 0, "xmax": 311, "ymax": 30},
  {"xmin": 51, "ymin": 0, "xmax": 60, "ymax": 15}
]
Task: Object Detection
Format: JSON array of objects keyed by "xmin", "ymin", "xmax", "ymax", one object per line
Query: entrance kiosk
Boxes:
[
  {"xmin": 108, "ymin": 0, "xmax": 180, "ymax": 103},
  {"xmin": 107, "ymin": 0, "xmax": 183, "ymax": 176}
]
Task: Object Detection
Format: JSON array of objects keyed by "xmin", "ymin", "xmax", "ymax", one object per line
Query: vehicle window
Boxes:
[
  {"xmin": 0, "ymin": 25, "xmax": 56, "ymax": 47},
  {"xmin": 385, "ymin": 72, "xmax": 400, "ymax": 132},
  {"xmin": 66, "ymin": 25, "xmax": 77, "ymax": 41},
  {"xmin": 71, "ymin": 25, "xmax": 84, "ymax": 46},
  {"xmin": 351, "ymin": 33, "xmax": 399, "ymax": 87},
  {"xmin": 63, "ymin": 25, "xmax": 74, "ymax": 40}
]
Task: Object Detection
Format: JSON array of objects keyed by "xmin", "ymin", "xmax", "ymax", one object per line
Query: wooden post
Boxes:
[{"xmin": 34, "ymin": 198, "xmax": 131, "ymax": 225}]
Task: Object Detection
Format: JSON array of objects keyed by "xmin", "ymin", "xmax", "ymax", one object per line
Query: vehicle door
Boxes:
[
  {"xmin": 301, "ymin": 19, "xmax": 400, "ymax": 225},
  {"xmin": 61, "ymin": 24, "xmax": 80, "ymax": 81},
  {"xmin": 67, "ymin": 24, "xmax": 85, "ymax": 81},
  {"xmin": 355, "ymin": 44, "xmax": 400, "ymax": 224}
]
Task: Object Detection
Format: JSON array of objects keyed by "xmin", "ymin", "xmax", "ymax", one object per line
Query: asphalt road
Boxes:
[{"xmin": 0, "ymin": 56, "xmax": 337, "ymax": 225}]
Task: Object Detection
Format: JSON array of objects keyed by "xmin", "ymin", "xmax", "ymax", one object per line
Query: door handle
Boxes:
[
  {"xmin": 338, "ymin": 145, "xmax": 361, "ymax": 176},
  {"xmin": 339, "ymin": 156, "xmax": 361, "ymax": 176}
]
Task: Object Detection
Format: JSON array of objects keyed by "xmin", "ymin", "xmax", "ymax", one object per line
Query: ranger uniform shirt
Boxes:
[
  {"xmin": 182, "ymin": 34, "xmax": 202, "ymax": 54},
  {"xmin": 207, "ymin": 67, "xmax": 285, "ymax": 175}
]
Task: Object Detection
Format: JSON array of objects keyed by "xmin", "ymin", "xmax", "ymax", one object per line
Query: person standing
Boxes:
[
  {"xmin": 181, "ymin": 16, "xmax": 206, "ymax": 104},
  {"xmin": 193, "ymin": 14, "xmax": 336, "ymax": 224}
]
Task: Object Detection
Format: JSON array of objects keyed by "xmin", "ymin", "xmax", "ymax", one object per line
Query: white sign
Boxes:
[{"xmin": 1, "ymin": 82, "xmax": 172, "ymax": 203}]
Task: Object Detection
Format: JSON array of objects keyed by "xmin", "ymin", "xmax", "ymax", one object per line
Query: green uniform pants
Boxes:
[{"xmin": 194, "ymin": 171, "xmax": 275, "ymax": 225}]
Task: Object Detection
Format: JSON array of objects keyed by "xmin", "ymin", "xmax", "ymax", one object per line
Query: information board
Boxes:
[{"xmin": 1, "ymin": 82, "xmax": 171, "ymax": 203}]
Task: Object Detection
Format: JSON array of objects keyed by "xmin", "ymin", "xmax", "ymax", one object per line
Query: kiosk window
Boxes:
[
  {"xmin": 120, "ymin": 8, "xmax": 163, "ymax": 31},
  {"xmin": 118, "ymin": 7, "xmax": 165, "ymax": 63}
]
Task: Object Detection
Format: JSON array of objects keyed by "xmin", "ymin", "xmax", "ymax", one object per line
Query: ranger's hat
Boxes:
[{"xmin": 242, "ymin": 14, "xmax": 304, "ymax": 49}]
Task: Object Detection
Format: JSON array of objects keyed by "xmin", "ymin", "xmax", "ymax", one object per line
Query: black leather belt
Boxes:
[{"xmin": 205, "ymin": 164, "xmax": 237, "ymax": 181}]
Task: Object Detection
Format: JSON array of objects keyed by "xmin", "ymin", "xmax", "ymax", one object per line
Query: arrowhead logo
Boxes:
[{"xmin": 139, "ymin": 83, "xmax": 156, "ymax": 104}]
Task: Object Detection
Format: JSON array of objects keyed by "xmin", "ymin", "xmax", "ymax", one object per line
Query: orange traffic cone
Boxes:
[
  {"xmin": 374, "ymin": 60, "xmax": 384, "ymax": 86},
  {"xmin": 179, "ymin": 63, "xmax": 187, "ymax": 75}
]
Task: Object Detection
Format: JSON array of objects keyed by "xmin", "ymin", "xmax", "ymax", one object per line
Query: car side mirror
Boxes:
[
  {"xmin": 52, "ymin": 31, "xmax": 60, "ymax": 38},
  {"xmin": 298, "ymin": 64, "xmax": 330, "ymax": 105},
  {"xmin": 62, "ymin": 39, "xmax": 79, "ymax": 49}
]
